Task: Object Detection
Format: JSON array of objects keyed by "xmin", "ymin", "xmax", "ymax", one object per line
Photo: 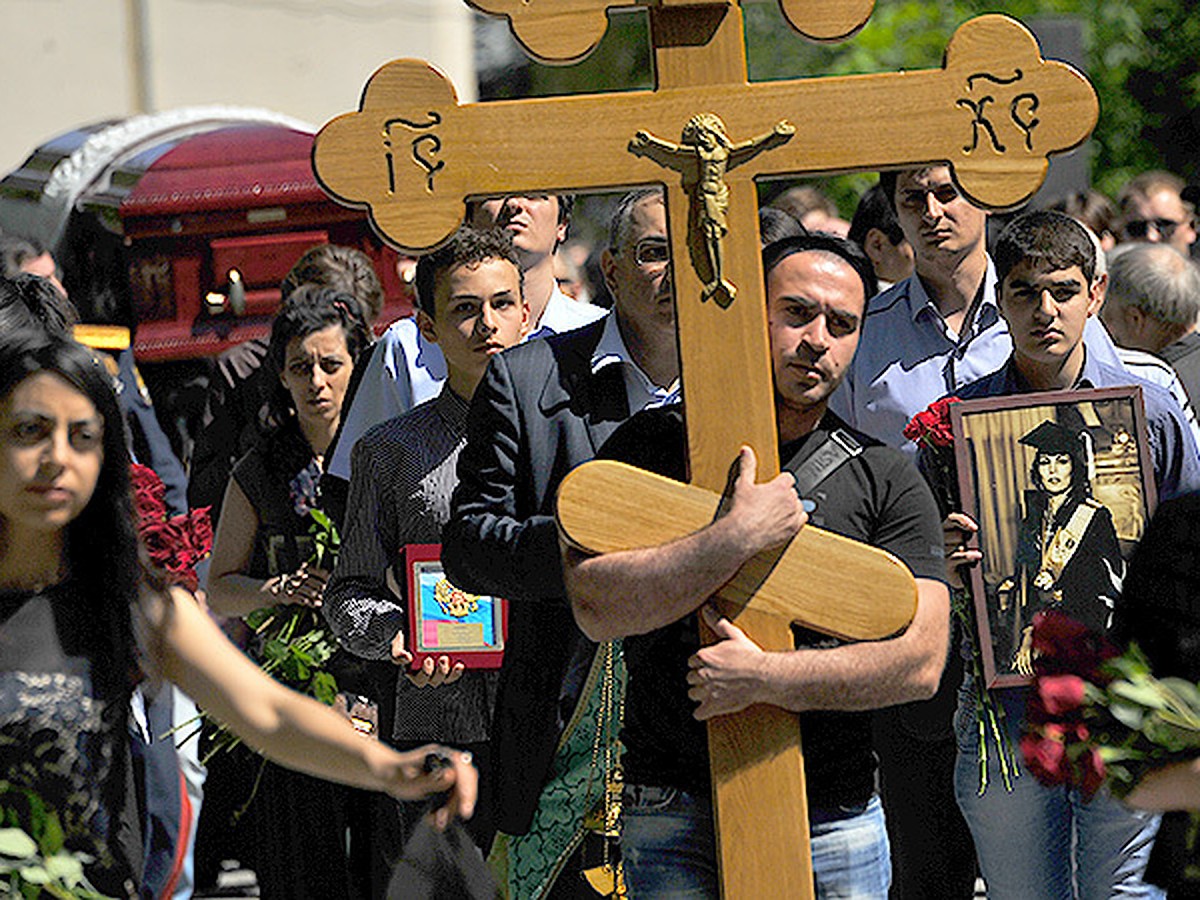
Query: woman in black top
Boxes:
[{"xmin": 0, "ymin": 330, "xmax": 474, "ymax": 898}]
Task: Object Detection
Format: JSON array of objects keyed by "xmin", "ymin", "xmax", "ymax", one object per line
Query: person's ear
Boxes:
[
  {"xmin": 519, "ymin": 300, "xmax": 531, "ymax": 336},
  {"xmin": 863, "ymin": 228, "xmax": 887, "ymax": 269},
  {"xmin": 1087, "ymin": 272, "xmax": 1107, "ymax": 317},
  {"xmin": 416, "ymin": 309, "xmax": 439, "ymax": 345},
  {"xmin": 600, "ymin": 248, "xmax": 619, "ymax": 296},
  {"xmin": 1124, "ymin": 306, "xmax": 1147, "ymax": 342}
]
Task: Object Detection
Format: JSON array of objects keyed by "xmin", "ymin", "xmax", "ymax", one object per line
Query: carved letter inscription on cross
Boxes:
[{"xmin": 313, "ymin": 3, "xmax": 1097, "ymax": 896}]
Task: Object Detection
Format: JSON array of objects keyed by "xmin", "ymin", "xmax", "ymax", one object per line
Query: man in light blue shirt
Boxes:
[{"xmin": 831, "ymin": 168, "xmax": 1125, "ymax": 459}]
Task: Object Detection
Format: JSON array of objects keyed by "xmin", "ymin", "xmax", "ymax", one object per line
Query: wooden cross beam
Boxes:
[
  {"xmin": 467, "ymin": 0, "xmax": 878, "ymax": 61},
  {"xmin": 313, "ymin": 4, "xmax": 1097, "ymax": 896}
]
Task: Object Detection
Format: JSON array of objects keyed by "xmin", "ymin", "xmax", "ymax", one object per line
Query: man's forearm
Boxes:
[
  {"xmin": 564, "ymin": 516, "xmax": 765, "ymax": 641},
  {"xmin": 753, "ymin": 579, "xmax": 949, "ymax": 712},
  {"xmin": 566, "ymin": 447, "xmax": 807, "ymax": 641}
]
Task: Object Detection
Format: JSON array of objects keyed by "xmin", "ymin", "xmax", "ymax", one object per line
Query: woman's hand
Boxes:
[
  {"xmin": 384, "ymin": 745, "xmax": 478, "ymax": 829},
  {"xmin": 267, "ymin": 560, "xmax": 329, "ymax": 608},
  {"xmin": 1013, "ymin": 625, "xmax": 1036, "ymax": 676}
]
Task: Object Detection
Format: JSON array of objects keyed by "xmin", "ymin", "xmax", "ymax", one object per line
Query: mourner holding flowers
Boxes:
[{"xmin": 932, "ymin": 210, "xmax": 1200, "ymax": 899}]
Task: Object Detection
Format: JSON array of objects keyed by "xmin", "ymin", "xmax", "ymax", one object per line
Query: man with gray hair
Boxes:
[
  {"xmin": 1102, "ymin": 243, "xmax": 1200, "ymax": 409},
  {"xmin": 444, "ymin": 186, "xmax": 678, "ymax": 898}
]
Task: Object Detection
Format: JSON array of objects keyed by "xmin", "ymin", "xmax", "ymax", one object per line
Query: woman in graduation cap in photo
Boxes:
[{"xmin": 1003, "ymin": 418, "xmax": 1124, "ymax": 675}]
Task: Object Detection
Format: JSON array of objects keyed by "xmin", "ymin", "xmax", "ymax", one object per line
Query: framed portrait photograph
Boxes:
[
  {"xmin": 400, "ymin": 544, "xmax": 508, "ymax": 670},
  {"xmin": 951, "ymin": 386, "xmax": 1155, "ymax": 687}
]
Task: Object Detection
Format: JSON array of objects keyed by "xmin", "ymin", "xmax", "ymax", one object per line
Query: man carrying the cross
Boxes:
[{"xmin": 565, "ymin": 233, "xmax": 951, "ymax": 898}]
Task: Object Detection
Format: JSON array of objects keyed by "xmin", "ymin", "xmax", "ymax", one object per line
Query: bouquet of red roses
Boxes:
[
  {"xmin": 904, "ymin": 397, "xmax": 962, "ymax": 516},
  {"xmin": 131, "ymin": 463, "xmax": 212, "ymax": 592},
  {"xmin": 1023, "ymin": 610, "xmax": 1200, "ymax": 800}
]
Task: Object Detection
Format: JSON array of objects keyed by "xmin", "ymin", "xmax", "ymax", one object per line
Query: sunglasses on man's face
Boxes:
[{"xmin": 1123, "ymin": 216, "xmax": 1193, "ymax": 240}]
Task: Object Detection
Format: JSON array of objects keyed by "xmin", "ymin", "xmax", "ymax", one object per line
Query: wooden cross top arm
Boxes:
[
  {"xmin": 313, "ymin": 14, "xmax": 1097, "ymax": 254},
  {"xmin": 556, "ymin": 459, "xmax": 918, "ymax": 642},
  {"xmin": 467, "ymin": 0, "xmax": 878, "ymax": 62}
]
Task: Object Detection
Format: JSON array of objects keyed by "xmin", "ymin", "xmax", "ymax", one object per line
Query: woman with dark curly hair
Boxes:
[{"xmin": 204, "ymin": 285, "xmax": 393, "ymax": 897}]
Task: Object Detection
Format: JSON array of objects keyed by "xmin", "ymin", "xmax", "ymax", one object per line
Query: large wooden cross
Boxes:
[{"xmin": 313, "ymin": 3, "xmax": 1097, "ymax": 895}]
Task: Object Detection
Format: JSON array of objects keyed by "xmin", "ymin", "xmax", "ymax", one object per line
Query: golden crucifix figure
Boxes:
[{"xmin": 631, "ymin": 114, "xmax": 794, "ymax": 307}]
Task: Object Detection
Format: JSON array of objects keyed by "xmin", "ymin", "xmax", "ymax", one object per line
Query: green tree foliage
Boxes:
[{"xmin": 519, "ymin": 2, "xmax": 1193, "ymax": 213}]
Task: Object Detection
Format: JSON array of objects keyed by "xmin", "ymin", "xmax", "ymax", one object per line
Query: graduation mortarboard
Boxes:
[{"xmin": 1019, "ymin": 420, "xmax": 1081, "ymax": 455}]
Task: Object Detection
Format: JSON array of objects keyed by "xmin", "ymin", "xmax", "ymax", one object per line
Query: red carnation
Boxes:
[
  {"xmin": 182, "ymin": 508, "xmax": 213, "ymax": 557},
  {"xmin": 130, "ymin": 464, "xmax": 212, "ymax": 592},
  {"xmin": 130, "ymin": 462, "xmax": 167, "ymax": 527}
]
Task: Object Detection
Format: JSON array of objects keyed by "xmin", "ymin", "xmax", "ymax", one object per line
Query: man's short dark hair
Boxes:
[
  {"xmin": 878, "ymin": 170, "xmax": 900, "ymax": 213},
  {"xmin": 994, "ymin": 210, "xmax": 1096, "ymax": 288},
  {"xmin": 0, "ymin": 273, "xmax": 76, "ymax": 337},
  {"xmin": 762, "ymin": 233, "xmax": 878, "ymax": 325},
  {"xmin": 759, "ymin": 207, "xmax": 807, "ymax": 245},
  {"xmin": 849, "ymin": 183, "xmax": 904, "ymax": 247},
  {"xmin": 0, "ymin": 234, "xmax": 49, "ymax": 279},
  {"xmin": 413, "ymin": 226, "xmax": 522, "ymax": 318}
]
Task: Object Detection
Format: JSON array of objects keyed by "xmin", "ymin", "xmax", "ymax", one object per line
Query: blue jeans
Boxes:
[
  {"xmin": 954, "ymin": 683, "xmax": 1164, "ymax": 899},
  {"xmin": 620, "ymin": 785, "xmax": 890, "ymax": 899}
]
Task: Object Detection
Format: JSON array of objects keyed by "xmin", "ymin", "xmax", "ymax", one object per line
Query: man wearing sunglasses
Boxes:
[{"xmin": 1118, "ymin": 170, "xmax": 1197, "ymax": 256}]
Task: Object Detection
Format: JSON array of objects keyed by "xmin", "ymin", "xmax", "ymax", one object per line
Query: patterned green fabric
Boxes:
[{"xmin": 491, "ymin": 641, "xmax": 626, "ymax": 900}]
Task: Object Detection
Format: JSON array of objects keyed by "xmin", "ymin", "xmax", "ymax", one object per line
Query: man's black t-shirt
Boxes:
[{"xmin": 597, "ymin": 406, "xmax": 946, "ymax": 810}]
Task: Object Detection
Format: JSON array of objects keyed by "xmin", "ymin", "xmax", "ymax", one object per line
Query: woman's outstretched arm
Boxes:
[{"xmin": 142, "ymin": 586, "xmax": 476, "ymax": 825}]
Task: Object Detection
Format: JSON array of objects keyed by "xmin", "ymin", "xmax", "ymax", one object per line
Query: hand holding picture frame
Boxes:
[
  {"xmin": 400, "ymin": 544, "xmax": 508, "ymax": 670},
  {"xmin": 950, "ymin": 386, "xmax": 1155, "ymax": 687}
]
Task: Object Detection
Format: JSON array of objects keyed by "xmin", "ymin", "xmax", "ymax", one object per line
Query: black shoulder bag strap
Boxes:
[{"xmin": 789, "ymin": 428, "xmax": 864, "ymax": 499}]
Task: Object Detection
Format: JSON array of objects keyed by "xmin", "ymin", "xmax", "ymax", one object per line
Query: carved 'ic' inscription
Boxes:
[{"xmin": 383, "ymin": 112, "xmax": 444, "ymax": 193}]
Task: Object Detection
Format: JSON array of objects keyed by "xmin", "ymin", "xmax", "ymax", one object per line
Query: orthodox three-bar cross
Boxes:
[{"xmin": 314, "ymin": 2, "xmax": 1097, "ymax": 895}]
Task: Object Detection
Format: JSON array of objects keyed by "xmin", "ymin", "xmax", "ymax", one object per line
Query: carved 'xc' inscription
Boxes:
[{"xmin": 957, "ymin": 70, "xmax": 1041, "ymax": 155}]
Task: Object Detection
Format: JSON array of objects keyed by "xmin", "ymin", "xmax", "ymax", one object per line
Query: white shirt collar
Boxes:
[{"xmin": 591, "ymin": 312, "xmax": 680, "ymax": 411}]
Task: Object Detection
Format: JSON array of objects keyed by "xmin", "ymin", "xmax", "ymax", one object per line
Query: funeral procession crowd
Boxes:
[{"xmin": 10, "ymin": 25, "xmax": 1200, "ymax": 900}]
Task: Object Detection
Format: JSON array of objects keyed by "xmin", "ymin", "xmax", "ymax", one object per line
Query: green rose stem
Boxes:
[{"xmin": 953, "ymin": 590, "xmax": 1019, "ymax": 794}]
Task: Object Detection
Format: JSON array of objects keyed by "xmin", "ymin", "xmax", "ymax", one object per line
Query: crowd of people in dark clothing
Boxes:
[{"xmin": 5, "ymin": 164, "xmax": 1200, "ymax": 900}]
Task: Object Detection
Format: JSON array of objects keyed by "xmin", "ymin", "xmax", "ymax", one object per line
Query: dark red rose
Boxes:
[
  {"xmin": 903, "ymin": 397, "xmax": 961, "ymax": 448},
  {"xmin": 1038, "ymin": 674, "xmax": 1087, "ymax": 717},
  {"xmin": 1021, "ymin": 724, "xmax": 1070, "ymax": 785},
  {"xmin": 130, "ymin": 463, "xmax": 167, "ymax": 527},
  {"xmin": 1031, "ymin": 611, "xmax": 1119, "ymax": 680}
]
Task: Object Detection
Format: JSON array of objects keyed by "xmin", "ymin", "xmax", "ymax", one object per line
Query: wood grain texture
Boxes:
[
  {"xmin": 314, "ymin": 16, "xmax": 1098, "ymax": 254},
  {"xmin": 557, "ymin": 460, "xmax": 918, "ymax": 641},
  {"xmin": 316, "ymin": 6, "xmax": 1097, "ymax": 897}
]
